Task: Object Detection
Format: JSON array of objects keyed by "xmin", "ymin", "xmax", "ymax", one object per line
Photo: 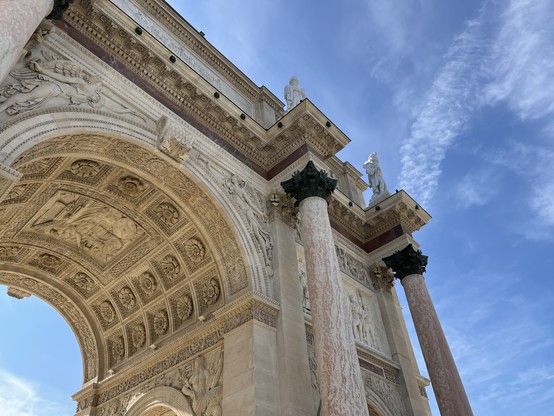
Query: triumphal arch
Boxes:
[{"xmin": 0, "ymin": 1, "xmax": 473, "ymax": 415}]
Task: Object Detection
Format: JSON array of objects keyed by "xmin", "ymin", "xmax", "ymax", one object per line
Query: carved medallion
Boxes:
[
  {"xmin": 70, "ymin": 160, "xmax": 101, "ymax": 177},
  {"xmin": 118, "ymin": 287, "xmax": 136, "ymax": 310},
  {"xmin": 117, "ymin": 176, "xmax": 145, "ymax": 197},
  {"xmin": 111, "ymin": 337, "xmax": 125, "ymax": 363},
  {"xmin": 139, "ymin": 272, "xmax": 157, "ymax": 296},
  {"xmin": 100, "ymin": 301, "xmax": 116, "ymax": 323},
  {"xmin": 176, "ymin": 295, "xmax": 193, "ymax": 321},
  {"xmin": 201, "ymin": 278, "xmax": 220, "ymax": 305},
  {"xmin": 37, "ymin": 253, "xmax": 61, "ymax": 269},
  {"xmin": 73, "ymin": 272, "xmax": 95, "ymax": 291},
  {"xmin": 154, "ymin": 202, "xmax": 179, "ymax": 225},
  {"xmin": 160, "ymin": 255, "xmax": 180, "ymax": 279},
  {"xmin": 185, "ymin": 238, "xmax": 205, "ymax": 263},
  {"xmin": 153, "ymin": 310, "xmax": 168, "ymax": 335},
  {"xmin": 131, "ymin": 323, "xmax": 146, "ymax": 348},
  {"xmin": 0, "ymin": 246, "xmax": 20, "ymax": 258}
]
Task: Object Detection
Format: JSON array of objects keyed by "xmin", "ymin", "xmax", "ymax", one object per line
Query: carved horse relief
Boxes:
[{"xmin": 27, "ymin": 191, "xmax": 144, "ymax": 265}]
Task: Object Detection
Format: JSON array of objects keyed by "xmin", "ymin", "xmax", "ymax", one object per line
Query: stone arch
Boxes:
[
  {"xmin": 0, "ymin": 271, "xmax": 103, "ymax": 383},
  {"xmin": 0, "ymin": 111, "xmax": 271, "ymax": 296},
  {"xmin": 365, "ymin": 389, "xmax": 396, "ymax": 416},
  {"xmin": 0, "ymin": 130, "xmax": 269, "ymax": 385},
  {"xmin": 125, "ymin": 387, "xmax": 193, "ymax": 416}
]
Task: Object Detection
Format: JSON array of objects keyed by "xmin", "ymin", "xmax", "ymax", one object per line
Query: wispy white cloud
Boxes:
[
  {"xmin": 399, "ymin": 0, "xmax": 554, "ymax": 224},
  {"xmin": 483, "ymin": 0, "xmax": 554, "ymax": 123},
  {"xmin": 398, "ymin": 9, "xmax": 490, "ymax": 205},
  {"xmin": 0, "ymin": 370, "xmax": 73, "ymax": 416},
  {"xmin": 454, "ymin": 167, "xmax": 500, "ymax": 209}
]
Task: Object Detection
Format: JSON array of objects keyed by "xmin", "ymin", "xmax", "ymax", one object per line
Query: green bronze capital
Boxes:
[
  {"xmin": 280, "ymin": 161, "xmax": 337, "ymax": 206},
  {"xmin": 47, "ymin": 0, "xmax": 75, "ymax": 21},
  {"xmin": 382, "ymin": 244, "xmax": 428, "ymax": 280}
]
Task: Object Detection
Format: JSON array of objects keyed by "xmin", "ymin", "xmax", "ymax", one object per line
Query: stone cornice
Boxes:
[
  {"xmin": 61, "ymin": 1, "xmax": 350, "ymax": 176},
  {"xmin": 328, "ymin": 190, "xmax": 430, "ymax": 246}
]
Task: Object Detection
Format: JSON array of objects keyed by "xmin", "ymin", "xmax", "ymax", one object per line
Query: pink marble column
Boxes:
[
  {"xmin": 282, "ymin": 161, "xmax": 369, "ymax": 416},
  {"xmin": 384, "ymin": 244, "xmax": 473, "ymax": 416},
  {"xmin": 0, "ymin": 0, "xmax": 54, "ymax": 84}
]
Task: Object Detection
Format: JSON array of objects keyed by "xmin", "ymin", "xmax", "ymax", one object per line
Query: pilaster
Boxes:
[{"xmin": 270, "ymin": 216, "xmax": 314, "ymax": 415}]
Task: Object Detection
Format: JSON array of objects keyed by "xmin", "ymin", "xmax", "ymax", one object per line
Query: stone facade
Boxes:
[{"xmin": 0, "ymin": 1, "xmax": 447, "ymax": 415}]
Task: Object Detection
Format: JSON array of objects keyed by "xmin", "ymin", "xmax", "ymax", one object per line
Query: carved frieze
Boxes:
[
  {"xmin": 27, "ymin": 190, "xmax": 145, "ymax": 266},
  {"xmin": 335, "ymin": 246, "xmax": 373, "ymax": 289}
]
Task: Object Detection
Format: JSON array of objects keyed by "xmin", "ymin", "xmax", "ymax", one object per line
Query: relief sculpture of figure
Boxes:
[
  {"xmin": 284, "ymin": 76, "xmax": 305, "ymax": 112},
  {"xmin": 0, "ymin": 49, "xmax": 143, "ymax": 119},
  {"xmin": 363, "ymin": 152, "xmax": 390, "ymax": 204},
  {"xmin": 180, "ymin": 352, "xmax": 223, "ymax": 416},
  {"xmin": 225, "ymin": 174, "xmax": 273, "ymax": 272}
]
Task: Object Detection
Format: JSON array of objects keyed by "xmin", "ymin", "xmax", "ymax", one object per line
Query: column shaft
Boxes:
[
  {"xmin": 402, "ymin": 274, "xmax": 473, "ymax": 416},
  {"xmin": 300, "ymin": 196, "xmax": 368, "ymax": 416},
  {"xmin": 0, "ymin": 0, "xmax": 54, "ymax": 84}
]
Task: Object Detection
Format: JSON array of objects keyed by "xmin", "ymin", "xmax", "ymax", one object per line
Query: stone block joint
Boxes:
[{"xmin": 280, "ymin": 160, "xmax": 337, "ymax": 206}]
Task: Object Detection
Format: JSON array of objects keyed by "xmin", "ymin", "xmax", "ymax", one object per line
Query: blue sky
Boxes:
[{"xmin": 1, "ymin": 0, "xmax": 554, "ymax": 415}]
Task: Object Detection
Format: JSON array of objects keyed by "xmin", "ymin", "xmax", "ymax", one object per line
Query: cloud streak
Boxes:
[
  {"xmin": 0, "ymin": 369, "xmax": 74, "ymax": 416},
  {"xmin": 399, "ymin": 0, "xmax": 554, "ymax": 222},
  {"xmin": 398, "ymin": 8, "xmax": 490, "ymax": 205}
]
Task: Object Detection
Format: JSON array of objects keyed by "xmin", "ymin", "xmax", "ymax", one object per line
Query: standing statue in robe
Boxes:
[
  {"xmin": 284, "ymin": 76, "xmax": 305, "ymax": 112},
  {"xmin": 363, "ymin": 152, "xmax": 390, "ymax": 204}
]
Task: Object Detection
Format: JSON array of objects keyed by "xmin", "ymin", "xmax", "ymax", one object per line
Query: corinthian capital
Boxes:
[
  {"xmin": 47, "ymin": 0, "xmax": 75, "ymax": 21},
  {"xmin": 382, "ymin": 244, "xmax": 428, "ymax": 280},
  {"xmin": 280, "ymin": 161, "xmax": 337, "ymax": 206}
]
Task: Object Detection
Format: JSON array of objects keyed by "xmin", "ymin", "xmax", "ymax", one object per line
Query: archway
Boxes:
[
  {"xmin": 0, "ymin": 133, "xmax": 257, "ymax": 385},
  {"xmin": 125, "ymin": 386, "xmax": 193, "ymax": 416}
]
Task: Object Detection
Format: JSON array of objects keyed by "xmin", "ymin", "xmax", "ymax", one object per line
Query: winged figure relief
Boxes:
[{"xmin": 0, "ymin": 50, "xmax": 142, "ymax": 119}]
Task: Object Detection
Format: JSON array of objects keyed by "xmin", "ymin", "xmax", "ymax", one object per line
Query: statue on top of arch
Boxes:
[{"xmin": 363, "ymin": 152, "xmax": 390, "ymax": 205}]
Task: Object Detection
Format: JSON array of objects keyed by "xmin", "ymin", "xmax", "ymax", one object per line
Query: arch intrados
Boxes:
[
  {"xmin": 0, "ymin": 269, "xmax": 104, "ymax": 384},
  {"xmin": 124, "ymin": 386, "xmax": 193, "ymax": 416},
  {"xmin": 11, "ymin": 132, "xmax": 252, "ymax": 298}
]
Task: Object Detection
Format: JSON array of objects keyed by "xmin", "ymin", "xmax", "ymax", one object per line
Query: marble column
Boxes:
[
  {"xmin": 282, "ymin": 161, "xmax": 369, "ymax": 416},
  {"xmin": 0, "ymin": 0, "xmax": 74, "ymax": 85},
  {"xmin": 383, "ymin": 244, "xmax": 473, "ymax": 416}
]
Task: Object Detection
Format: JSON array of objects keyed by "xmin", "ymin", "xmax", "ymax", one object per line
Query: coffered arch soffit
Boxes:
[{"xmin": 0, "ymin": 132, "xmax": 269, "ymax": 383}]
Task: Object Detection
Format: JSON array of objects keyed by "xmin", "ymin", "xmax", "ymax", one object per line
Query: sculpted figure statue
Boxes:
[
  {"xmin": 363, "ymin": 152, "xmax": 390, "ymax": 203},
  {"xmin": 225, "ymin": 174, "xmax": 273, "ymax": 270},
  {"xmin": 0, "ymin": 49, "xmax": 143, "ymax": 119},
  {"xmin": 284, "ymin": 76, "xmax": 305, "ymax": 112},
  {"xmin": 181, "ymin": 353, "xmax": 223, "ymax": 416}
]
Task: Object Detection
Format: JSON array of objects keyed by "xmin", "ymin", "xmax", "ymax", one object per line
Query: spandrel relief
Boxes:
[
  {"xmin": 27, "ymin": 191, "xmax": 144, "ymax": 265},
  {"xmin": 224, "ymin": 173, "xmax": 273, "ymax": 275},
  {"xmin": 0, "ymin": 41, "xmax": 145, "ymax": 121},
  {"xmin": 179, "ymin": 349, "xmax": 223, "ymax": 416}
]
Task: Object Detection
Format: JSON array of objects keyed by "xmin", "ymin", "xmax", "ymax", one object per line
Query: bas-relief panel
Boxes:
[
  {"xmin": 297, "ymin": 242, "xmax": 391, "ymax": 358},
  {"xmin": 0, "ymin": 36, "xmax": 146, "ymax": 123},
  {"xmin": 24, "ymin": 190, "xmax": 146, "ymax": 267},
  {"xmin": 345, "ymin": 282, "xmax": 392, "ymax": 358}
]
